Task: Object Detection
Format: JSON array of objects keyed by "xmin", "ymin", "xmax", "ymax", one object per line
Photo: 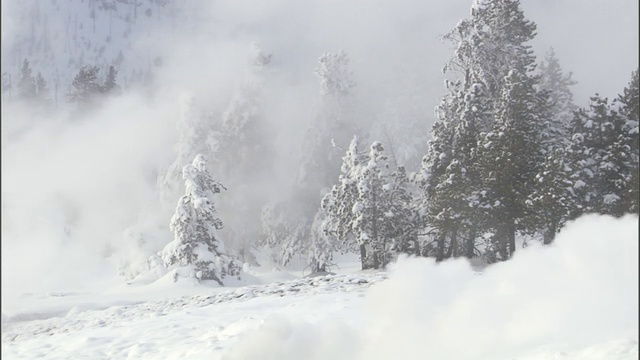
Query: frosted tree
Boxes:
[
  {"xmin": 431, "ymin": 0, "xmax": 547, "ymax": 262},
  {"xmin": 298, "ymin": 51, "xmax": 358, "ymax": 195},
  {"xmin": 69, "ymin": 65, "xmax": 103, "ymax": 104},
  {"xmin": 321, "ymin": 136, "xmax": 367, "ymax": 268},
  {"xmin": 417, "ymin": 81, "xmax": 462, "ymax": 261},
  {"xmin": 35, "ymin": 73, "xmax": 49, "ymax": 104},
  {"xmin": 1, "ymin": 72, "xmax": 11, "ymax": 99},
  {"xmin": 261, "ymin": 51, "xmax": 359, "ymax": 268},
  {"xmin": 615, "ymin": 69, "xmax": 639, "ymax": 214},
  {"xmin": 103, "ymin": 65, "xmax": 121, "ymax": 95},
  {"xmin": 442, "ymin": 0, "xmax": 538, "ymax": 102},
  {"xmin": 351, "ymin": 141, "xmax": 392, "ymax": 269},
  {"xmin": 210, "ymin": 44, "xmax": 272, "ymax": 177},
  {"xmin": 419, "ymin": 81, "xmax": 490, "ymax": 261},
  {"xmin": 527, "ymin": 148, "xmax": 575, "ymax": 244},
  {"xmin": 259, "ymin": 201, "xmax": 307, "ymax": 267},
  {"xmin": 538, "ymin": 47, "xmax": 577, "ymax": 144},
  {"xmin": 207, "ymin": 43, "xmax": 275, "ymax": 263},
  {"xmin": 161, "ymin": 154, "xmax": 241, "ymax": 285},
  {"xmin": 307, "ymin": 212, "xmax": 336, "ymax": 273},
  {"xmin": 475, "ymin": 70, "xmax": 541, "ymax": 261},
  {"xmin": 159, "ymin": 93, "xmax": 209, "ymax": 206},
  {"xmin": 323, "ymin": 137, "xmax": 417, "ymax": 269},
  {"xmin": 17, "ymin": 59, "xmax": 37, "ymax": 100},
  {"xmin": 565, "ymin": 95, "xmax": 628, "ymax": 217},
  {"xmin": 382, "ymin": 166, "xmax": 422, "ymax": 258}
]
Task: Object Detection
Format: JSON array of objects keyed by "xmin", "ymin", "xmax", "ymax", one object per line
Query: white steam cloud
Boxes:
[{"xmin": 225, "ymin": 214, "xmax": 639, "ymax": 360}]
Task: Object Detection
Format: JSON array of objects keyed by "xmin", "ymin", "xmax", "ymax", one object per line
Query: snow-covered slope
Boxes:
[{"xmin": 1, "ymin": 0, "xmax": 203, "ymax": 95}]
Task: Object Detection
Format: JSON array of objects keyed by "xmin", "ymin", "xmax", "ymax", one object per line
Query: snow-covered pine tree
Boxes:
[
  {"xmin": 442, "ymin": 0, "xmax": 538, "ymax": 102},
  {"xmin": 159, "ymin": 93, "xmax": 210, "ymax": 207},
  {"xmin": 351, "ymin": 141, "xmax": 394, "ymax": 269},
  {"xmin": 475, "ymin": 69, "xmax": 540, "ymax": 261},
  {"xmin": 527, "ymin": 147, "xmax": 575, "ymax": 244},
  {"xmin": 615, "ymin": 69, "xmax": 639, "ymax": 214},
  {"xmin": 416, "ymin": 80, "xmax": 464, "ymax": 261},
  {"xmin": 211, "ymin": 43, "xmax": 275, "ymax": 264},
  {"xmin": 447, "ymin": 82, "xmax": 490, "ymax": 258},
  {"xmin": 321, "ymin": 136, "xmax": 368, "ymax": 268},
  {"xmin": 298, "ymin": 50, "xmax": 359, "ymax": 199},
  {"xmin": 69, "ymin": 65, "xmax": 102, "ymax": 105},
  {"xmin": 210, "ymin": 44, "xmax": 272, "ymax": 178},
  {"xmin": 565, "ymin": 95, "xmax": 628, "ymax": 217},
  {"xmin": 256, "ymin": 50, "xmax": 360, "ymax": 271},
  {"xmin": 17, "ymin": 59, "xmax": 37, "ymax": 100},
  {"xmin": 538, "ymin": 47, "xmax": 577, "ymax": 145},
  {"xmin": 35, "ymin": 72, "xmax": 49, "ymax": 104},
  {"xmin": 161, "ymin": 154, "xmax": 241, "ymax": 285},
  {"xmin": 1, "ymin": 72, "xmax": 11, "ymax": 100},
  {"xmin": 436, "ymin": 0, "xmax": 548, "ymax": 259},
  {"xmin": 103, "ymin": 65, "xmax": 121, "ymax": 95},
  {"xmin": 307, "ymin": 211, "xmax": 336, "ymax": 274},
  {"xmin": 323, "ymin": 137, "xmax": 417, "ymax": 269},
  {"xmin": 383, "ymin": 165, "xmax": 422, "ymax": 258},
  {"xmin": 259, "ymin": 201, "xmax": 308, "ymax": 267}
]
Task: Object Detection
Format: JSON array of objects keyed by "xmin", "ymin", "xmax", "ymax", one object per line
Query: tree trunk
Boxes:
[
  {"xmin": 360, "ymin": 244, "xmax": 368, "ymax": 270},
  {"xmin": 508, "ymin": 221, "xmax": 516, "ymax": 258},
  {"xmin": 465, "ymin": 227, "xmax": 475, "ymax": 259},
  {"xmin": 436, "ymin": 232, "xmax": 446, "ymax": 262},
  {"xmin": 543, "ymin": 218, "xmax": 557, "ymax": 245},
  {"xmin": 450, "ymin": 227, "xmax": 458, "ymax": 258},
  {"xmin": 496, "ymin": 226, "xmax": 509, "ymax": 261},
  {"xmin": 371, "ymin": 190, "xmax": 379, "ymax": 269}
]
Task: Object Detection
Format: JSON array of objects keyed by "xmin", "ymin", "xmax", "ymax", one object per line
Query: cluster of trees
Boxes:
[
  {"xmin": 1, "ymin": 60, "xmax": 50, "ymax": 104},
  {"xmin": 257, "ymin": 0, "xmax": 638, "ymax": 273},
  {"xmin": 68, "ymin": 64, "xmax": 121, "ymax": 105},
  {"xmin": 148, "ymin": 0, "xmax": 639, "ymax": 283},
  {"xmin": 1, "ymin": 60, "xmax": 121, "ymax": 109}
]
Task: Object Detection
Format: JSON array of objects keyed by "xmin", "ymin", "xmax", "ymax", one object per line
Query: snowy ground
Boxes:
[{"xmin": 2, "ymin": 214, "xmax": 638, "ymax": 360}]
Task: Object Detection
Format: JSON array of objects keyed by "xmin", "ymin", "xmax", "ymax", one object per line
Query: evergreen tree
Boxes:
[
  {"xmin": 382, "ymin": 165, "xmax": 422, "ymax": 258},
  {"xmin": 209, "ymin": 44, "xmax": 275, "ymax": 264},
  {"xmin": 259, "ymin": 201, "xmax": 308, "ymax": 267},
  {"xmin": 321, "ymin": 136, "xmax": 368, "ymax": 268},
  {"xmin": 69, "ymin": 65, "xmax": 102, "ymax": 104},
  {"xmin": 419, "ymin": 81, "xmax": 491, "ymax": 261},
  {"xmin": 159, "ymin": 93, "xmax": 210, "ymax": 206},
  {"xmin": 35, "ymin": 72, "xmax": 50, "ymax": 104},
  {"xmin": 617, "ymin": 69, "xmax": 639, "ymax": 122},
  {"xmin": 261, "ymin": 51, "xmax": 359, "ymax": 269},
  {"xmin": 527, "ymin": 148, "xmax": 575, "ymax": 244},
  {"xmin": 615, "ymin": 69, "xmax": 639, "ymax": 214},
  {"xmin": 432, "ymin": 0, "xmax": 545, "ymax": 262},
  {"xmin": 17, "ymin": 59, "xmax": 37, "ymax": 100},
  {"xmin": 565, "ymin": 95, "xmax": 628, "ymax": 217},
  {"xmin": 476, "ymin": 70, "xmax": 540, "ymax": 261},
  {"xmin": 103, "ymin": 65, "xmax": 121, "ymax": 95},
  {"xmin": 351, "ymin": 141, "xmax": 393, "ymax": 269},
  {"xmin": 161, "ymin": 154, "xmax": 241, "ymax": 285},
  {"xmin": 418, "ymin": 88, "xmax": 460, "ymax": 261},
  {"xmin": 1, "ymin": 72, "xmax": 12, "ymax": 99},
  {"xmin": 323, "ymin": 137, "xmax": 417, "ymax": 269},
  {"xmin": 298, "ymin": 51, "xmax": 358, "ymax": 199},
  {"xmin": 443, "ymin": 0, "xmax": 538, "ymax": 101},
  {"xmin": 307, "ymin": 211, "xmax": 336, "ymax": 273},
  {"xmin": 538, "ymin": 47, "xmax": 577, "ymax": 139}
]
